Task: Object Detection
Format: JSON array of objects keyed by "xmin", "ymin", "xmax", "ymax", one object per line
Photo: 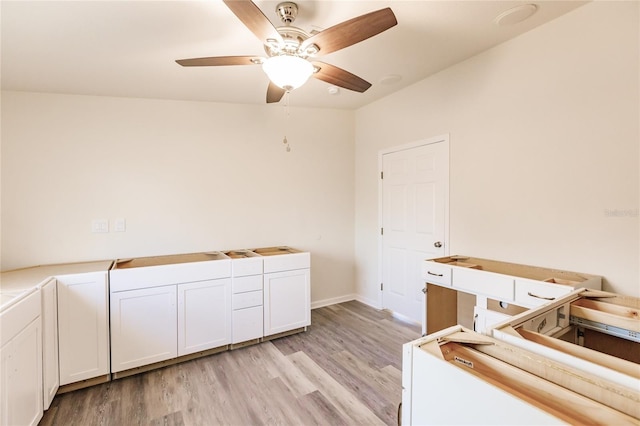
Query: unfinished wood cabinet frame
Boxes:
[{"xmin": 403, "ymin": 325, "xmax": 639, "ymax": 425}]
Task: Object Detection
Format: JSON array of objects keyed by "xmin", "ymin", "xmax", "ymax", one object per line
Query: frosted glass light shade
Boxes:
[{"xmin": 262, "ymin": 55, "xmax": 314, "ymax": 91}]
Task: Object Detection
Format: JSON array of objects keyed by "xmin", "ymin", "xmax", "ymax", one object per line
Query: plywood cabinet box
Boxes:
[
  {"xmin": 422, "ymin": 256, "xmax": 601, "ymax": 334},
  {"xmin": 402, "ymin": 289, "xmax": 640, "ymax": 425}
]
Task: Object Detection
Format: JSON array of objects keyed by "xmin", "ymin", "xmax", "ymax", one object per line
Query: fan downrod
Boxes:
[{"xmin": 276, "ymin": 2, "xmax": 298, "ymax": 24}]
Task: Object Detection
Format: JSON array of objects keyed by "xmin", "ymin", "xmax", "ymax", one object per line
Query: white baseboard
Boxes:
[
  {"xmin": 311, "ymin": 294, "xmax": 357, "ymax": 310},
  {"xmin": 354, "ymin": 294, "xmax": 382, "ymax": 310}
]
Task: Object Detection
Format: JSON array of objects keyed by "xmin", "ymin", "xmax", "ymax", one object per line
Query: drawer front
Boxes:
[
  {"xmin": 421, "ymin": 262, "xmax": 452, "ymax": 287},
  {"xmin": 233, "ymin": 275, "xmax": 263, "ymax": 294},
  {"xmin": 110, "ymin": 259, "xmax": 231, "ymax": 292},
  {"xmin": 232, "ymin": 257, "xmax": 263, "ymax": 277},
  {"xmin": 233, "ymin": 290, "xmax": 263, "ymax": 310},
  {"xmin": 232, "ymin": 306, "xmax": 263, "ymax": 343},
  {"xmin": 514, "ymin": 278, "xmax": 572, "ymax": 308},
  {"xmin": 453, "ymin": 267, "xmax": 514, "ymax": 301},
  {"xmin": 1, "ymin": 289, "xmax": 41, "ymax": 346},
  {"xmin": 262, "ymin": 252, "xmax": 310, "ymax": 273}
]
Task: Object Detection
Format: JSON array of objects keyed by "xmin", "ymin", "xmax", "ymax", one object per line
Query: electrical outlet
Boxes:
[
  {"xmin": 114, "ymin": 218, "xmax": 126, "ymax": 232},
  {"xmin": 91, "ymin": 219, "xmax": 109, "ymax": 233}
]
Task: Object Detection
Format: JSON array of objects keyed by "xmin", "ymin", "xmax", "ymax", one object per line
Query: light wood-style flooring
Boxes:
[{"xmin": 40, "ymin": 301, "xmax": 421, "ymax": 426}]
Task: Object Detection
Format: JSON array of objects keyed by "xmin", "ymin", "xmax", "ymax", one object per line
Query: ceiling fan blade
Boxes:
[
  {"xmin": 223, "ymin": 0, "xmax": 283, "ymax": 45},
  {"xmin": 311, "ymin": 61, "xmax": 371, "ymax": 93},
  {"xmin": 266, "ymin": 81, "xmax": 286, "ymax": 103},
  {"xmin": 301, "ymin": 8, "xmax": 397, "ymax": 56},
  {"xmin": 176, "ymin": 56, "xmax": 262, "ymax": 67}
]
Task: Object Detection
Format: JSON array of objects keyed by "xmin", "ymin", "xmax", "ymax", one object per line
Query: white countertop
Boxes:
[{"xmin": 0, "ymin": 260, "xmax": 113, "ymax": 311}]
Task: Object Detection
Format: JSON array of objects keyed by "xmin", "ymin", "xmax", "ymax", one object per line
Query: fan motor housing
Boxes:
[{"xmin": 276, "ymin": 2, "xmax": 298, "ymax": 24}]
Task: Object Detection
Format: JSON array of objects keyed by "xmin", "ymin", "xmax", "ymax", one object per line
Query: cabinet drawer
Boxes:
[
  {"xmin": 232, "ymin": 306, "xmax": 263, "ymax": 344},
  {"xmin": 262, "ymin": 252, "xmax": 310, "ymax": 274},
  {"xmin": 453, "ymin": 268, "xmax": 514, "ymax": 301},
  {"xmin": 232, "ymin": 275, "xmax": 262, "ymax": 294},
  {"xmin": 231, "ymin": 257, "xmax": 263, "ymax": 277},
  {"xmin": 421, "ymin": 262, "xmax": 452, "ymax": 287},
  {"xmin": 514, "ymin": 278, "xmax": 572, "ymax": 308},
  {"xmin": 233, "ymin": 290, "xmax": 263, "ymax": 310}
]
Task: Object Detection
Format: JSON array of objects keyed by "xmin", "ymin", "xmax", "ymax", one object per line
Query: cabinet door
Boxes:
[
  {"xmin": 177, "ymin": 279, "xmax": 231, "ymax": 356},
  {"xmin": 263, "ymin": 269, "xmax": 310, "ymax": 336},
  {"xmin": 57, "ymin": 272, "xmax": 110, "ymax": 385},
  {"xmin": 41, "ymin": 279, "xmax": 59, "ymax": 409},
  {"xmin": 233, "ymin": 306, "xmax": 263, "ymax": 343},
  {"xmin": 1, "ymin": 317, "xmax": 43, "ymax": 426},
  {"xmin": 473, "ymin": 306, "xmax": 511, "ymax": 334},
  {"xmin": 110, "ymin": 286, "xmax": 177, "ymax": 373}
]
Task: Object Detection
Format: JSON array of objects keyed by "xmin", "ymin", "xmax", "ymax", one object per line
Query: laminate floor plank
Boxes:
[
  {"xmin": 40, "ymin": 301, "xmax": 421, "ymax": 426},
  {"xmin": 287, "ymin": 351, "xmax": 386, "ymax": 426}
]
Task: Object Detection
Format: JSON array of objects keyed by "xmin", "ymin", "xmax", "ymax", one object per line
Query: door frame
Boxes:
[{"xmin": 377, "ymin": 134, "xmax": 450, "ymax": 325}]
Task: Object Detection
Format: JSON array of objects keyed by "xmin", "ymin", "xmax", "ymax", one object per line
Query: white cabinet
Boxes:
[
  {"xmin": 0, "ymin": 290, "xmax": 43, "ymax": 426},
  {"xmin": 109, "ymin": 252, "xmax": 232, "ymax": 374},
  {"xmin": 403, "ymin": 290, "xmax": 640, "ymax": 425},
  {"xmin": 110, "ymin": 285, "xmax": 177, "ymax": 372},
  {"xmin": 178, "ymin": 279, "xmax": 231, "ymax": 356},
  {"xmin": 57, "ymin": 271, "xmax": 110, "ymax": 386},
  {"xmin": 40, "ymin": 278, "xmax": 58, "ymax": 409},
  {"xmin": 226, "ymin": 250, "xmax": 264, "ymax": 345},
  {"xmin": 473, "ymin": 305, "xmax": 510, "ymax": 334},
  {"xmin": 422, "ymin": 256, "xmax": 602, "ymax": 334},
  {"xmin": 254, "ymin": 247, "xmax": 311, "ymax": 337},
  {"xmin": 264, "ymin": 268, "xmax": 311, "ymax": 336}
]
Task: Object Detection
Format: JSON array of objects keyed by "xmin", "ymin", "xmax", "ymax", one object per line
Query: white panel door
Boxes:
[
  {"xmin": 177, "ymin": 279, "xmax": 231, "ymax": 356},
  {"xmin": 263, "ymin": 269, "xmax": 310, "ymax": 336},
  {"xmin": 110, "ymin": 286, "xmax": 177, "ymax": 373},
  {"xmin": 382, "ymin": 141, "xmax": 448, "ymax": 323}
]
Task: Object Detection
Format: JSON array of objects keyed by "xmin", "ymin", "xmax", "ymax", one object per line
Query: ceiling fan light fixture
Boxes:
[{"xmin": 262, "ymin": 55, "xmax": 314, "ymax": 91}]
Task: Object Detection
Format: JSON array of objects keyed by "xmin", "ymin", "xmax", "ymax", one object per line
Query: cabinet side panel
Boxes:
[
  {"xmin": 41, "ymin": 280, "xmax": 59, "ymax": 409},
  {"xmin": 409, "ymin": 347, "xmax": 563, "ymax": 425},
  {"xmin": 57, "ymin": 273, "xmax": 109, "ymax": 385}
]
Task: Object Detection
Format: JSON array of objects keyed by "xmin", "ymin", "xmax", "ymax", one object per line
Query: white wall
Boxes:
[
  {"xmin": 1, "ymin": 92, "xmax": 356, "ymax": 305},
  {"xmin": 355, "ymin": 1, "xmax": 639, "ymax": 301}
]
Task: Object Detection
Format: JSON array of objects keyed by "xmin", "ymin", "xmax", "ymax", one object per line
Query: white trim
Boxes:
[
  {"xmin": 390, "ymin": 310, "xmax": 422, "ymax": 327},
  {"xmin": 354, "ymin": 294, "xmax": 381, "ymax": 310},
  {"xmin": 377, "ymin": 134, "xmax": 451, "ymax": 333},
  {"xmin": 310, "ymin": 294, "xmax": 356, "ymax": 310}
]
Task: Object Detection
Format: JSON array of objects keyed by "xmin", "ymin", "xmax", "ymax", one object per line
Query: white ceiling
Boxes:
[{"xmin": 1, "ymin": 1, "xmax": 587, "ymax": 110}]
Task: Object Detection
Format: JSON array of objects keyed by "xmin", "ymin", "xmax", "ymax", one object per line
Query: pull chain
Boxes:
[{"xmin": 283, "ymin": 91, "xmax": 291, "ymax": 152}]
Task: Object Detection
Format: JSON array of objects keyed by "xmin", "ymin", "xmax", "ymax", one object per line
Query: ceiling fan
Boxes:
[{"xmin": 176, "ymin": 1, "xmax": 397, "ymax": 103}]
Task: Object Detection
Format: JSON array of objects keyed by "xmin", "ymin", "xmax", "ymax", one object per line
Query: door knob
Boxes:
[{"xmin": 434, "ymin": 241, "xmax": 442, "ymax": 248}]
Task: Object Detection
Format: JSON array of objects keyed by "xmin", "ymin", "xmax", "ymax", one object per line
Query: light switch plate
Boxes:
[{"xmin": 114, "ymin": 218, "xmax": 126, "ymax": 232}]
